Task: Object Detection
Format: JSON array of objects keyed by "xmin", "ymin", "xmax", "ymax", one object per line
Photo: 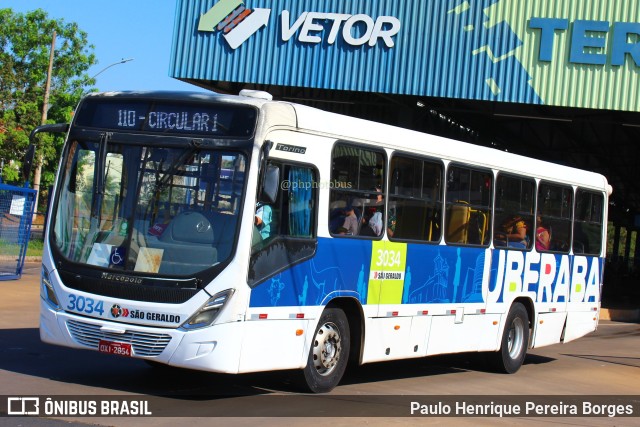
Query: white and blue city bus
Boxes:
[{"xmin": 37, "ymin": 91, "xmax": 610, "ymax": 393}]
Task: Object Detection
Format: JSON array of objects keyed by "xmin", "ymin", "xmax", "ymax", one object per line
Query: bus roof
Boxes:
[
  {"xmin": 83, "ymin": 91, "xmax": 610, "ymax": 193},
  {"xmin": 287, "ymin": 101, "xmax": 610, "ymax": 193}
]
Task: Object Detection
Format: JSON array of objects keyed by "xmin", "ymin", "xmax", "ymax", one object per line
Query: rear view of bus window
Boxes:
[
  {"xmin": 388, "ymin": 155, "xmax": 443, "ymax": 242},
  {"xmin": 537, "ymin": 183, "xmax": 573, "ymax": 253},
  {"xmin": 574, "ymin": 190, "xmax": 604, "ymax": 256}
]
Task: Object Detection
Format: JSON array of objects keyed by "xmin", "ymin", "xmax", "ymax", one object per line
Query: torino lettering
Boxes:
[{"xmin": 486, "ymin": 251, "xmax": 601, "ymax": 304}]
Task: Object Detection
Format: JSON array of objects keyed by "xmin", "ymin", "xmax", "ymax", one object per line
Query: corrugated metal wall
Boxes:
[
  {"xmin": 170, "ymin": 0, "xmax": 640, "ymax": 112},
  {"xmin": 510, "ymin": 0, "xmax": 640, "ymax": 112}
]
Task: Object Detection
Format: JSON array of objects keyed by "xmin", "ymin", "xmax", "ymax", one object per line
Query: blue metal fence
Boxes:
[{"xmin": 0, "ymin": 183, "xmax": 36, "ymax": 280}]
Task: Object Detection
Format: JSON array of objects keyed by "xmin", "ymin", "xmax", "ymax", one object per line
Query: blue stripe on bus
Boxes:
[
  {"xmin": 249, "ymin": 238, "xmax": 604, "ymax": 308},
  {"xmin": 249, "ymin": 239, "xmax": 487, "ymax": 308}
]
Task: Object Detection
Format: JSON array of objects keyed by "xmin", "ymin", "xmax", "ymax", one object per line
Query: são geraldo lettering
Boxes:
[{"xmin": 486, "ymin": 251, "xmax": 601, "ymax": 304}]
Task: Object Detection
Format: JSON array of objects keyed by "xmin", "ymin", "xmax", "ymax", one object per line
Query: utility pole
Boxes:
[{"xmin": 33, "ymin": 30, "xmax": 56, "ymax": 219}]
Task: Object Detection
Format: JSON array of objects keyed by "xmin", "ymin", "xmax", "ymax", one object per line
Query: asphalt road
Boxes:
[{"xmin": 0, "ymin": 263, "xmax": 638, "ymax": 426}]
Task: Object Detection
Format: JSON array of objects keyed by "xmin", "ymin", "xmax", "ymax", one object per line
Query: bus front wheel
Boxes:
[
  {"xmin": 302, "ymin": 308, "xmax": 350, "ymax": 393},
  {"xmin": 490, "ymin": 302, "xmax": 529, "ymax": 374}
]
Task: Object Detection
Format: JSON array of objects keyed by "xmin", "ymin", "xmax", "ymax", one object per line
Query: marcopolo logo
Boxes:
[{"xmin": 198, "ymin": 0, "xmax": 401, "ymax": 50}]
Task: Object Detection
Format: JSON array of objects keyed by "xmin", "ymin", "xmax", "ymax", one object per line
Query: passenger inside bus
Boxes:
[
  {"xmin": 360, "ymin": 211, "xmax": 383, "ymax": 236},
  {"xmin": 339, "ymin": 204, "xmax": 359, "ymax": 235},
  {"xmin": 535, "ymin": 216, "xmax": 551, "ymax": 251},
  {"xmin": 495, "ymin": 215, "xmax": 529, "ymax": 249},
  {"xmin": 255, "ymin": 202, "xmax": 273, "ymax": 240},
  {"xmin": 359, "ymin": 187, "xmax": 385, "ymax": 237}
]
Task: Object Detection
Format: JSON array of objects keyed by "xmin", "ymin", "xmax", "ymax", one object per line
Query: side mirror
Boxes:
[
  {"xmin": 21, "ymin": 144, "xmax": 36, "ymax": 183},
  {"xmin": 25, "ymin": 123, "xmax": 70, "ymax": 183},
  {"xmin": 260, "ymin": 164, "xmax": 280, "ymax": 204}
]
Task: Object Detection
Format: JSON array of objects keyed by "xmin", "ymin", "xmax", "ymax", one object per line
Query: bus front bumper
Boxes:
[{"xmin": 39, "ymin": 298, "xmax": 245, "ymax": 374}]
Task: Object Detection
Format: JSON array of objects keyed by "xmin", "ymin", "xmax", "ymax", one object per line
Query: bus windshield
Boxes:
[{"xmin": 52, "ymin": 139, "xmax": 247, "ymax": 276}]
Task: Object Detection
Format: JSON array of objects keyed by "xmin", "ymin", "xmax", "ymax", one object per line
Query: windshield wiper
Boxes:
[{"xmin": 90, "ymin": 132, "xmax": 112, "ymax": 222}]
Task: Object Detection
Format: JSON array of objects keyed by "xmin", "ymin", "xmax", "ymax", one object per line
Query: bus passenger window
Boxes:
[
  {"xmin": 330, "ymin": 143, "xmax": 385, "ymax": 238},
  {"xmin": 494, "ymin": 174, "xmax": 535, "ymax": 250},
  {"xmin": 253, "ymin": 163, "xmax": 317, "ymax": 249},
  {"xmin": 537, "ymin": 183, "xmax": 573, "ymax": 253},
  {"xmin": 574, "ymin": 190, "xmax": 604, "ymax": 255},
  {"xmin": 388, "ymin": 155, "xmax": 443, "ymax": 242},
  {"xmin": 249, "ymin": 162, "xmax": 318, "ymax": 286},
  {"xmin": 445, "ymin": 165, "xmax": 492, "ymax": 246}
]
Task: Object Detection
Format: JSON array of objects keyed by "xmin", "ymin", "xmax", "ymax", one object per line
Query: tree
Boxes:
[{"xmin": 0, "ymin": 8, "xmax": 96, "ymax": 209}]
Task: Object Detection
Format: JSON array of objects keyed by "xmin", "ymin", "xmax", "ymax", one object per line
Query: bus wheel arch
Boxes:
[{"xmin": 513, "ymin": 296, "xmax": 535, "ymax": 347}]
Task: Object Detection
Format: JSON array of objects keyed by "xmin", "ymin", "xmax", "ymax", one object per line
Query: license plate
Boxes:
[{"xmin": 98, "ymin": 340, "xmax": 132, "ymax": 357}]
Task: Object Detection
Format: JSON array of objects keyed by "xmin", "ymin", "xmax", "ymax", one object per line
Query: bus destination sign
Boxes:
[{"xmin": 75, "ymin": 100, "xmax": 257, "ymax": 137}]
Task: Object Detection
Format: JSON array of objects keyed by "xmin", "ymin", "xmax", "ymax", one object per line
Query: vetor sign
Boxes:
[
  {"xmin": 198, "ymin": 0, "xmax": 401, "ymax": 49},
  {"xmin": 281, "ymin": 11, "xmax": 401, "ymax": 47}
]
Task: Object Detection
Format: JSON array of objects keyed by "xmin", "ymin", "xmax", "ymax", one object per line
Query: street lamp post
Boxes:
[
  {"xmin": 91, "ymin": 58, "xmax": 135, "ymax": 80},
  {"xmin": 31, "ymin": 31, "xmax": 57, "ymax": 219}
]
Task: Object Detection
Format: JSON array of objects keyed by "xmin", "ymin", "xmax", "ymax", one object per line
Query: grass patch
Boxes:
[
  {"xmin": 27, "ymin": 239, "xmax": 44, "ymax": 257},
  {"xmin": 0, "ymin": 238, "xmax": 44, "ymax": 258}
]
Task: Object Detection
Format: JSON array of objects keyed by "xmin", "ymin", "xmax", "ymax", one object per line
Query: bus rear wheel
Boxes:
[
  {"xmin": 302, "ymin": 308, "xmax": 350, "ymax": 393},
  {"xmin": 490, "ymin": 302, "xmax": 529, "ymax": 374}
]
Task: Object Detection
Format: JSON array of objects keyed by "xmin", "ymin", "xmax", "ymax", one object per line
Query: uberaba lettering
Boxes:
[{"xmin": 486, "ymin": 251, "xmax": 602, "ymax": 304}]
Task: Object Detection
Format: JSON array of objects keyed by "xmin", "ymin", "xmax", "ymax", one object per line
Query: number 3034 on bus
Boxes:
[{"xmin": 66, "ymin": 294, "xmax": 105, "ymax": 316}]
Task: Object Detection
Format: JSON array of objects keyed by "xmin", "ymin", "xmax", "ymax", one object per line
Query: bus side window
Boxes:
[
  {"xmin": 537, "ymin": 182, "xmax": 573, "ymax": 253},
  {"xmin": 388, "ymin": 154, "xmax": 443, "ymax": 243},
  {"xmin": 253, "ymin": 163, "xmax": 317, "ymax": 245},
  {"xmin": 249, "ymin": 162, "xmax": 318, "ymax": 286},
  {"xmin": 494, "ymin": 174, "xmax": 535, "ymax": 250},
  {"xmin": 330, "ymin": 143, "xmax": 385, "ymax": 238},
  {"xmin": 574, "ymin": 189, "xmax": 604, "ymax": 256},
  {"xmin": 445, "ymin": 165, "xmax": 492, "ymax": 246}
]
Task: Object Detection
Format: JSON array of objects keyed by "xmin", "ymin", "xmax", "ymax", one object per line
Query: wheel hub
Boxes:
[
  {"xmin": 507, "ymin": 317, "xmax": 524, "ymax": 359},
  {"xmin": 312, "ymin": 322, "xmax": 342, "ymax": 376}
]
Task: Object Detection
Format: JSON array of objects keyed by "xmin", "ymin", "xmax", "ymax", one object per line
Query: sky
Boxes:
[{"xmin": 0, "ymin": 0, "xmax": 206, "ymax": 92}]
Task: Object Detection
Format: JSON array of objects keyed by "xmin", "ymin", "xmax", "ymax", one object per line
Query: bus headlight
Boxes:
[
  {"xmin": 181, "ymin": 289, "xmax": 234, "ymax": 330},
  {"xmin": 41, "ymin": 265, "xmax": 61, "ymax": 310}
]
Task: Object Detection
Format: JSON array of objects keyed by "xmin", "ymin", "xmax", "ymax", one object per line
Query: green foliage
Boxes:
[{"xmin": 0, "ymin": 8, "xmax": 96, "ymax": 192}]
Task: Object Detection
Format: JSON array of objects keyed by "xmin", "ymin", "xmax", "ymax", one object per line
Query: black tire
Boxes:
[
  {"xmin": 489, "ymin": 302, "xmax": 529, "ymax": 374},
  {"xmin": 302, "ymin": 308, "xmax": 350, "ymax": 393}
]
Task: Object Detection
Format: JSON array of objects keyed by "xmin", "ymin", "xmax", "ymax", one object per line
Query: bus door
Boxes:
[
  {"xmin": 564, "ymin": 189, "xmax": 605, "ymax": 342},
  {"xmin": 530, "ymin": 182, "xmax": 573, "ymax": 347},
  {"xmin": 363, "ymin": 238, "xmax": 421, "ymax": 361},
  {"xmin": 362, "ymin": 155, "xmax": 447, "ymax": 360}
]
